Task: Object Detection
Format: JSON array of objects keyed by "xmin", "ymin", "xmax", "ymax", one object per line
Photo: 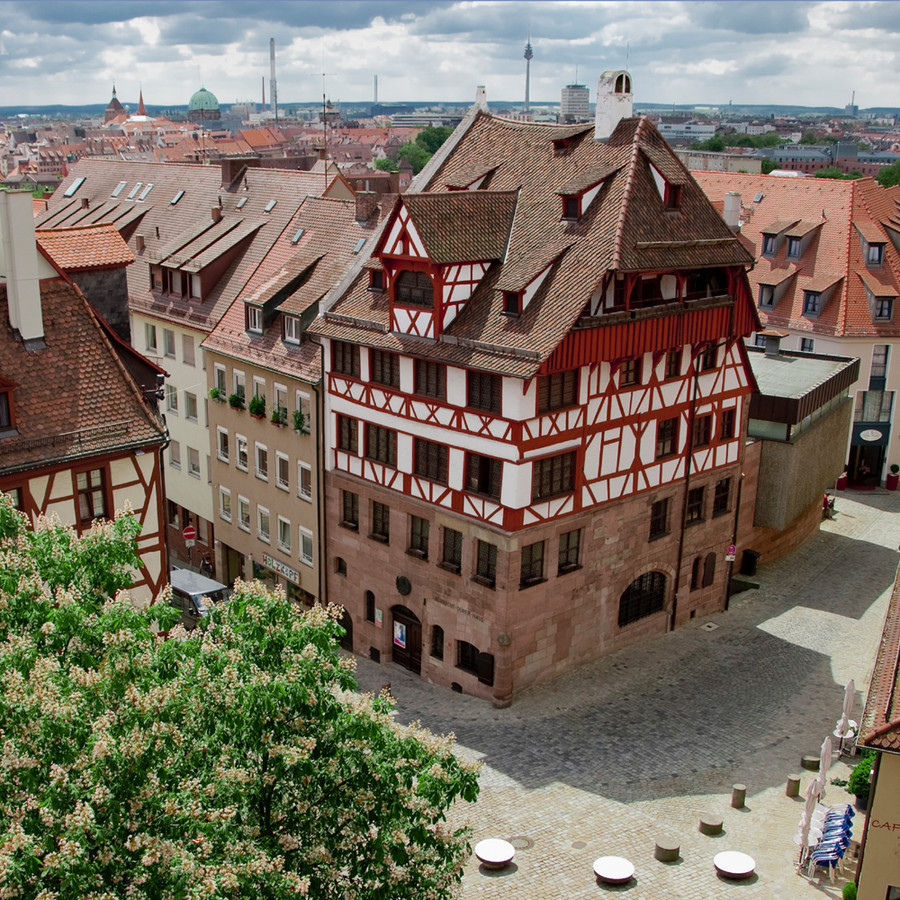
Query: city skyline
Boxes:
[{"xmin": 0, "ymin": 1, "xmax": 897, "ymax": 110}]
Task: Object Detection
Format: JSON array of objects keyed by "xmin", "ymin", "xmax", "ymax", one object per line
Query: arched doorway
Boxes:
[
  {"xmin": 391, "ymin": 605, "xmax": 422, "ymax": 674},
  {"xmin": 338, "ymin": 607, "xmax": 353, "ymax": 653}
]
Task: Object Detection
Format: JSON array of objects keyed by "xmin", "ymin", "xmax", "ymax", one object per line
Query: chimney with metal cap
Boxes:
[
  {"xmin": 355, "ymin": 191, "xmax": 377, "ymax": 223},
  {"xmin": 0, "ymin": 190, "xmax": 45, "ymax": 348}
]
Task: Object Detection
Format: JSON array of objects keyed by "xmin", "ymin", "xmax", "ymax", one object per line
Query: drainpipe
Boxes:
[
  {"xmin": 314, "ymin": 361, "xmax": 326, "ymax": 606},
  {"xmin": 723, "ymin": 471, "xmax": 744, "ymax": 612}
]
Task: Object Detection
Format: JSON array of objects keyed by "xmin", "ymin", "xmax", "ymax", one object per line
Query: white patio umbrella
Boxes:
[
  {"xmin": 835, "ymin": 680, "xmax": 858, "ymax": 753},
  {"xmin": 797, "ymin": 778, "xmax": 825, "ymax": 871},
  {"xmin": 816, "ymin": 735, "xmax": 834, "ymax": 798}
]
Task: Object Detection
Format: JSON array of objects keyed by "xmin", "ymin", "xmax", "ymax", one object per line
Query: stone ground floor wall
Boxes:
[{"xmin": 325, "ymin": 461, "xmax": 743, "ymax": 705}]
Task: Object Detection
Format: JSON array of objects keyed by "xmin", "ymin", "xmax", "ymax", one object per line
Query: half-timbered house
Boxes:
[{"xmin": 310, "ymin": 75, "xmax": 760, "ymax": 705}]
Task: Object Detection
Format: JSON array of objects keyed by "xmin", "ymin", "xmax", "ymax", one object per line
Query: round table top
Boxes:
[
  {"xmin": 474, "ymin": 839, "xmax": 515, "ymax": 865},
  {"xmin": 714, "ymin": 851, "xmax": 756, "ymax": 877},
  {"xmin": 593, "ymin": 856, "xmax": 635, "ymax": 883}
]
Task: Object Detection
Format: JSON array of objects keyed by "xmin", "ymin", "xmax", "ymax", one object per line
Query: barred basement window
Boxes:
[
  {"xmin": 414, "ymin": 439, "xmax": 448, "ymax": 484},
  {"xmin": 618, "ymin": 571, "xmax": 667, "ymax": 627},
  {"xmin": 531, "ymin": 452, "xmax": 575, "ymax": 503},
  {"xmin": 537, "ymin": 370, "xmax": 578, "ymax": 413}
]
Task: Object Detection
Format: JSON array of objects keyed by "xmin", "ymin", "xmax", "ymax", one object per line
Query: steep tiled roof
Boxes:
[
  {"xmin": 695, "ymin": 171, "xmax": 900, "ymax": 338},
  {"xmin": 38, "ymin": 159, "xmax": 345, "ymax": 334},
  {"xmin": 35, "ymin": 224, "xmax": 134, "ymax": 271},
  {"xmin": 315, "ymin": 112, "xmax": 753, "ymax": 377},
  {"xmin": 860, "ymin": 567, "xmax": 900, "ymax": 752},
  {"xmin": 0, "ymin": 279, "xmax": 164, "ymax": 475}
]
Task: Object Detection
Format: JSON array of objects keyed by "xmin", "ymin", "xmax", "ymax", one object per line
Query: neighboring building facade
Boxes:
[
  {"xmin": 0, "ymin": 190, "xmax": 167, "ymax": 603},
  {"xmin": 203, "ymin": 193, "xmax": 387, "ymax": 604},
  {"xmin": 310, "ymin": 77, "xmax": 760, "ymax": 705},
  {"xmin": 560, "ymin": 83, "xmax": 590, "ymax": 122},
  {"xmin": 38, "ymin": 158, "xmax": 354, "ymax": 578},
  {"xmin": 695, "ymin": 172, "xmax": 900, "ymax": 482}
]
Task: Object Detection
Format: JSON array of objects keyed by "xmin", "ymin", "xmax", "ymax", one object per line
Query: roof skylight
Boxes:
[
  {"xmin": 264, "ymin": 200, "xmax": 277, "ymax": 212},
  {"xmin": 127, "ymin": 182, "xmax": 143, "ymax": 200},
  {"xmin": 291, "ymin": 227, "xmax": 305, "ymax": 244},
  {"xmin": 138, "ymin": 183, "xmax": 154, "ymax": 201},
  {"xmin": 353, "ymin": 238, "xmax": 366, "ymax": 254},
  {"xmin": 171, "ymin": 190, "xmax": 184, "ymax": 205},
  {"xmin": 111, "ymin": 181, "xmax": 127, "ymax": 198},
  {"xmin": 236, "ymin": 197, "xmax": 248, "ymax": 209},
  {"xmin": 63, "ymin": 176, "xmax": 86, "ymax": 197}
]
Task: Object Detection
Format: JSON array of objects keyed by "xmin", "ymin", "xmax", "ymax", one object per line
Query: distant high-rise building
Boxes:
[{"xmin": 560, "ymin": 83, "xmax": 590, "ymax": 121}]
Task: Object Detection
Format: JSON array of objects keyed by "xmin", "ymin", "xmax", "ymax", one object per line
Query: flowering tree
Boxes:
[{"xmin": 0, "ymin": 497, "xmax": 479, "ymax": 899}]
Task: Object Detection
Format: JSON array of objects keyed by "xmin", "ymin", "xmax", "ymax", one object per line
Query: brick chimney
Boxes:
[
  {"xmin": 355, "ymin": 191, "xmax": 378, "ymax": 223},
  {"xmin": 0, "ymin": 190, "xmax": 45, "ymax": 349}
]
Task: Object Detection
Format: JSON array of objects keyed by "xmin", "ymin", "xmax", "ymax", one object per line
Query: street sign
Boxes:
[
  {"xmin": 183, "ymin": 524, "xmax": 196, "ymax": 548},
  {"xmin": 726, "ymin": 543, "xmax": 736, "ymax": 562}
]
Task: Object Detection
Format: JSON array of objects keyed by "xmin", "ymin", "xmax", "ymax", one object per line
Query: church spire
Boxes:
[{"xmin": 137, "ymin": 89, "xmax": 147, "ymax": 117}]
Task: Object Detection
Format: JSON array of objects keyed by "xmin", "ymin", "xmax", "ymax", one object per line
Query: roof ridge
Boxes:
[{"xmin": 611, "ymin": 123, "xmax": 644, "ymax": 270}]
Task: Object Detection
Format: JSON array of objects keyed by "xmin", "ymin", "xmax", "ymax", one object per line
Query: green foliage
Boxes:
[
  {"xmin": 208, "ymin": 386, "xmax": 224, "ymax": 401},
  {"xmin": 815, "ymin": 166, "xmax": 862, "ymax": 180},
  {"xmin": 690, "ymin": 136, "xmax": 725, "ymax": 153},
  {"xmin": 415, "ymin": 126, "xmax": 453, "ymax": 155},
  {"xmin": 848, "ymin": 750, "xmax": 875, "ymax": 801},
  {"xmin": 398, "ymin": 141, "xmax": 431, "ymax": 174},
  {"xmin": 228, "ymin": 391, "xmax": 244, "ymax": 409},
  {"xmin": 374, "ymin": 157, "xmax": 399, "ymax": 172},
  {"xmin": 800, "ymin": 131, "xmax": 819, "ymax": 144},
  {"xmin": 0, "ymin": 495, "xmax": 479, "ymax": 898},
  {"xmin": 843, "ymin": 881, "xmax": 858, "ymax": 900},
  {"xmin": 877, "ymin": 160, "xmax": 900, "ymax": 188},
  {"xmin": 761, "ymin": 158, "xmax": 777, "ymax": 175},
  {"xmin": 292, "ymin": 409, "xmax": 308, "ymax": 433},
  {"xmin": 248, "ymin": 393, "xmax": 266, "ymax": 416}
]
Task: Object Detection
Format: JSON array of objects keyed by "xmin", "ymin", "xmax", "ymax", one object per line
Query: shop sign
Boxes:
[
  {"xmin": 860, "ymin": 429, "xmax": 883, "ymax": 442},
  {"xmin": 263, "ymin": 554, "xmax": 300, "ymax": 585},
  {"xmin": 393, "ymin": 621, "xmax": 406, "ymax": 648}
]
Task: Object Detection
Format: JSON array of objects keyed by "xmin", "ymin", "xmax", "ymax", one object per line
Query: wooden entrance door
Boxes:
[
  {"xmin": 338, "ymin": 608, "xmax": 353, "ymax": 652},
  {"xmin": 391, "ymin": 605, "xmax": 422, "ymax": 674}
]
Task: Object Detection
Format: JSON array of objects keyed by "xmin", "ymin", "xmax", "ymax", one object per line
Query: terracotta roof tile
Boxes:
[
  {"xmin": 860, "ymin": 567, "xmax": 900, "ymax": 752},
  {"xmin": 35, "ymin": 224, "xmax": 134, "ymax": 271}
]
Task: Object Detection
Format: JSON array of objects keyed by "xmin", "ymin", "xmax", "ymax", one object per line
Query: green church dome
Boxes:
[{"xmin": 189, "ymin": 87, "xmax": 219, "ymax": 111}]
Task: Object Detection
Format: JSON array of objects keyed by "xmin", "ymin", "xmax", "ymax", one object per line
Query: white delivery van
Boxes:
[{"xmin": 168, "ymin": 567, "xmax": 231, "ymax": 629}]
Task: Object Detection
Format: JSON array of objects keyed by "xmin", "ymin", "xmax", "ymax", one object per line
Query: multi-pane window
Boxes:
[
  {"xmin": 257, "ymin": 506, "xmax": 270, "ymax": 542},
  {"xmin": 700, "ymin": 345, "xmax": 717, "ymax": 371},
  {"xmin": 474, "ymin": 540, "xmax": 497, "ymax": 588},
  {"xmin": 278, "ymin": 516, "xmax": 291, "ymax": 553},
  {"xmin": 219, "ymin": 487, "xmax": 231, "ymax": 522},
  {"xmin": 365, "ymin": 424, "xmax": 397, "ymax": 467},
  {"xmin": 467, "ymin": 370, "xmax": 501, "ymax": 413},
  {"xmin": 185, "ymin": 392, "xmax": 198, "ymax": 422},
  {"xmin": 800, "ymin": 337, "xmax": 815, "ymax": 353},
  {"xmin": 233, "ymin": 371, "xmax": 246, "ymax": 402},
  {"xmin": 537, "ymin": 370, "xmax": 578, "ymax": 413},
  {"xmin": 868, "ymin": 243, "xmax": 884, "ymax": 265},
  {"xmin": 370, "ymin": 501, "xmax": 390, "ymax": 543},
  {"xmin": 338, "ymin": 416, "xmax": 358, "ymax": 454},
  {"xmin": 713, "ymin": 478, "xmax": 731, "ymax": 517},
  {"xmin": 0, "ymin": 390, "xmax": 10, "ymax": 430},
  {"xmin": 298, "ymin": 462, "xmax": 312, "ymax": 501},
  {"xmin": 649, "ymin": 498, "xmax": 669, "ymax": 540},
  {"xmin": 216, "ymin": 428, "xmax": 229, "ymax": 462},
  {"xmin": 371, "ymin": 350, "xmax": 400, "ymax": 388},
  {"xmin": 618, "ymin": 571, "xmax": 666, "ymax": 627},
  {"xmin": 441, "ymin": 528, "xmax": 463, "ymax": 574},
  {"xmin": 692, "ymin": 414, "xmax": 712, "ymax": 448},
  {"xmin": 871, "ymin": 345, "xmax": 889, "ymax": 381},
  {"xmin": 532, "ymin": 452, "xmax": 575, "ymax": 503},
  {"xmin": 188, "ymin": 447, "xmax": 200, "ymax": 478},
  {"xmin": 395, "ymin": 270, "xmax": 434, "ymax": 307},
  {"xmin": 283, "ymin": 315, "xmax": 301, "ymax": 344},
  {"xmin": 431, "ymin": 625, "xmax": 444, "ymax": 660},
  {"xmin": 854, "ymin": 390, "xmax": 893, "ymax": 423},
  {"xmin": 686, "ymin": 486, "xmax": 705, "ymax": 524},
  {"xmin": 414, "ymin": 439, "xmax": 448, "ymax": 484},
  {"xmin": 466, "ymin": 453, "xmax": 502, "ymax": 500},
  {"xmin": 255, "ymin": 443, "xmax": 268, "ymax": 480},
  {"xmin": 656, "ymin": 417, "xmax": 679, "ymax": 459},
  {"xmin": 299, "ymin": 529, "xmax": 314, "ymax": 566},
  {"xmin": 414, "ymin": 359, "xmax": 446, "ymax": 399},
  {"xmin": 620, "ymin": 358, "xmax": 641, "ymax": 387},
  {"xmin": 238, "ymin": 496, "xmax": 250, "ymax": 531},
  {"xmin": 182, "ymin": 334, "xmax": 195, "ymax": 367},
  {"xmin": 167, "ymin": 500, "xmax": 180, "ymax": 528},
  {"xmin": 145, "ymin": 323, "xmax": 158, "ymax": 353},
  {"xmin": 75, "ymin": 469, "xmax": 107, "ymax": 526},
  {"xmin": 169, "ymin": 441, "xmax": 181, "ymax": 469},
  {"xmin": 273, "ymin": 385, "xmax": 288, "ymax": 424},
  {"xmin": 875, "ymin": 297, "xmax": 893, "ymax": 319},
  {"xmin": 365, "ymin": 592, "xmax": 376, "ymax": 623},
  {"xmin": 166, "ymin": 384, "xmax": 178, "ymax": 414},
  {"xmin": 332, "ymin": 340, "xmax": 360, "ymax": 377},
  {"xmin": 341, "ymin": 491, "xmax": 359, "ymax": 529},
  {"xmin": 558, "ymin": 529, "xmax": 581, "ymax": 574},
  {"xmin": 759, "ymin": 285, "xmax": 775, "ymax": 308},
  {"xmin": 520, "ymin": 541, "xmax": 545, "ymax": 588},
  {"xmin": 276, "ymin": 452, "xmax": 289, "ymax": 490},
  {"xmin": 665, "ymin": 350, "xmax": 681, "ymax": 380},
  {"xmin": 803, "ymin": 291, "xmax": 820, "ymax": 315},
  {"xmin": 409, "ymin": 515, "xmax": 430, "ymax": 559},
  {"xmin": 762, "ymin": 234, "xmax": 775, "ymax": 255},
  {"xmin": 720, "ymin": 408, "xmax": 736, "ymax": 440},
  {"xmin": 163, "ymin": 329, "xmax": 176, "ymax": 358},
  {"xmin": 247, "ymin": 304, "xmax": 263, "ymax": 333},
  {"xmin": 456, "ymin": 641, "xmax": 494, "ymax": 685},
  {"xmin": 787, "ymin": 237, "xmax": 801, "ymax": 258},
  {"xmin": 236, "ymin": 435, "xmax": 248, "ymax": 471}
]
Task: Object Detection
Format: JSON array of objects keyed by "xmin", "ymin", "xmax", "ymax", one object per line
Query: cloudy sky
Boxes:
[{"xmin": 0, "ymin": 1, "xmax": 897, "ymax": 110}]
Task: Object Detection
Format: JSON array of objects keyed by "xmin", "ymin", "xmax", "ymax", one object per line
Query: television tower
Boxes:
[
  {"xmin": 270, "ymin": 38, "xmax": 278, "ymax": 123},
  {"xmin": 523, "ymin": 29, "xmax": 533, "ymax": 113}
]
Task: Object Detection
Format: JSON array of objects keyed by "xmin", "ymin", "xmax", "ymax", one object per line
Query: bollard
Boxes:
[
  {"xmin": 731, "ymin": 783, "xmax": 746, "ymax": 808},
  {"xmin": 786, "ymin": 774, "xmax": 801, "ymax": 798}
]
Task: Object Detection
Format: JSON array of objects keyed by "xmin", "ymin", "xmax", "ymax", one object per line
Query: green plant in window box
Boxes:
[
  {"xmin": 248, "ymin": 394, "xmax": 266, "ymax": 417},
  {"xmin": 292, "ymin": 410, "xmax": 309, "ymax": 434},
  {"xmin": 271, "ymin": 408, "xmax": 287, "ymax": 425},
  {"xmin": 208, "ymin": 387, "xmax": 224, "ymax": 402},
  {"xmin": 228, "ymin": 392, "xmax": 244, "ymax": 410}
]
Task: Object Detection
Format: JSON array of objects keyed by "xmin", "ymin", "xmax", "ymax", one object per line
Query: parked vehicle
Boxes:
[{"xmin": 169, "ymin": 567, "xmax": 231, "ymax": 630}]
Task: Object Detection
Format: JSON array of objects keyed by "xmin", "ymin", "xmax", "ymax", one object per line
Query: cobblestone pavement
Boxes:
[{"xmin": 354, "ymin": 489, "xmax": 900, "ymax": 899}]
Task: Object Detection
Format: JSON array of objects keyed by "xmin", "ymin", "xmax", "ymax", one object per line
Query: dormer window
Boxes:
[
  {"xmin": 502, "ymin": 290, "xmax": 522, "ymax": 316},
  {"xmin": 283, "ymin": 315, "xmax": 301, "ymax": 344},
  {"xmin": 246, "ymin": 304, "xmax": 263, "ymax": 334},
  {"xmin": 562, "ymin": 195, "xmax": 580, "ymax": 220},
  {"xmin": 787, "ymin": 237, "xmax": 802, "ymax": 259},
  {"xmin": 875, "ymin": 297, "xmax": 893, "ymax": 319},
  {"xmin": 369, "ymin": 270, "xmax": 384, "ymax": 293},
  {"xmin": 664, "ymin": 184, "xmax": 682, "ymax": 210},
  {"xmin": 395, "ymin": 270, "xmax": 433, "ymax": 308},
  {"xmin": 759, "ymin": 285, "xmax": 774, "ymax": 308},
  {"xmin": 803, "ymin": 291, "xmax": 821, "ymax": 316},
  {"xmin": 762, "ymin": 234, "xmax": 775, "ymax": 256},
  {"xmin": 868, "ymin": 243, "xmax": 884, "ymax": 265},
  {"xmin": 0, "ymin": 386, "xmax": 13, "ymax": 433}
]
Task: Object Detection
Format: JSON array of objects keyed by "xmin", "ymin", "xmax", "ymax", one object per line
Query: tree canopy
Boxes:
[
  {"xmin": 0, "ymin": 497, "xmax": 479, "ymax": 899},
  {"xmin": 414, "ymin": 127, "xmax": 453, "ymax": 156},
  {"xmin": 374, "ymin": 157, "xmax": 399, "ymax": 172},
  {"xmin": 877, "ymin": 160, "xmax": 900, "ymax": 188},
  {"xmin": 398, "ymin": 142, "xmax": 431, "ymax": 174}
]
